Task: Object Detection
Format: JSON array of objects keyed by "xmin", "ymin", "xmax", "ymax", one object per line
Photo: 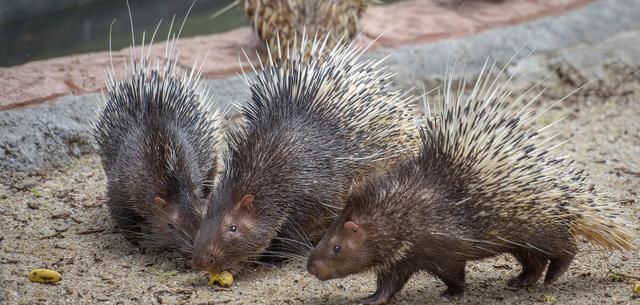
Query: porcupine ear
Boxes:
[
  {"xmin": 153, "ymin": 197, "xmax": 167, "ymax": 209},
  {"xmin": 344, "ymin": 221, "xmax": 363, "ymax": 236},
  {"xmin": 240, "ymin": 195, "xmax": 254, "ymax": 211}
]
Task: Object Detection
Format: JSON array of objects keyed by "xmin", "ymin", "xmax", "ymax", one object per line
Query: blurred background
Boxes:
[
  {"xmin": 0, "ymin": 0, "xmax": 245, "ymax": 67},
  {"xmin": 0, "ymin": 0, "xmax": 398, "ymax": 67}
]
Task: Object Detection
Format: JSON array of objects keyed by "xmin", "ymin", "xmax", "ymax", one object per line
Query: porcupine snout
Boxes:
[
  {"xmin": 192, "ymin": 240, "xmax": 225, "ymax": 272},
  {"xmin": 307, "ymin": 254, "xmax": 331, "ymax": 281}
]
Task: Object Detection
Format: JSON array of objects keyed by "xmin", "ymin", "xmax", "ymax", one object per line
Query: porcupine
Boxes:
[
  {"xmin": 191, "ymin": 33, "xmax": 419, "ymax": 274},
  {"xmin": 243, "ymin": 0, "xmax": 370, "ymax": 59},
  {"xmin": 307, "ymin": 59, "xmax": 636, "ymax": 304},
  {"xmin": 93, "ymin": 16, "xmax": 224, "ymax": 256}
]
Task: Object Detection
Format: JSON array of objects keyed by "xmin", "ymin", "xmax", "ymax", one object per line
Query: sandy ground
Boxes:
[{"xmin": 1, "ymin": 64, "xmax": 639, "ymax": 305}]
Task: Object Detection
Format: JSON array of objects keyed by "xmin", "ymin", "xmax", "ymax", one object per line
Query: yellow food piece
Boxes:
[
  {"xmin": 633, "ymin": 281, "xmax": 640, "ymax": 294},
  {"xmin": 208, "ymin": 271, "xmax": 233, "ymax": 287},
  {"xmin": 28, "ymin": 268, "xmax": 62, "ymax": 284}
]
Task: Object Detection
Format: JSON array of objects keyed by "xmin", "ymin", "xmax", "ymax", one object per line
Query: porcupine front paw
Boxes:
[
  {"xmin": 360, "ymin": 292, "xmax": 391, "ymax": 305},
  {"xmin": 440, "ymin": 286, "xmax": 464, "ymax": 299}
]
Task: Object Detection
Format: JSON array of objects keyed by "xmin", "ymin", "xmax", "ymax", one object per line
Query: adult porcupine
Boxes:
[
  {"xmin": 244, "ymin": 0, "xmax": 369, "ymax": 59},
  {"xmin": 93, "ymin": 22, "xmax": 224, "ymax": 256},
  {"xmin": 191, "ymin": 33, "xmax": 419, "ymax": 274},
  {"xmin": 307, "ymin": 60, "xmax": 635, "ymax": 304}
]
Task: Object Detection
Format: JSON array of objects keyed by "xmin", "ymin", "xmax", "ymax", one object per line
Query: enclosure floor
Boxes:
[{"xmin": 1, "ymin": 64, "xmax": 639, "ymax": 305}]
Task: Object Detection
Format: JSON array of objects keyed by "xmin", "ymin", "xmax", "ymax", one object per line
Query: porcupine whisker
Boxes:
[
  {"xmin": 472, "ymin": 245, "xmax": 500, "ymax": 255},
  {"xmin": 259, "ymin": 247, "xmax": 308, "ymax": 259},
  {"xmin": 266, "ymin": 232, "xmax": 311, "ymax": 255},
  {"xmin": 283, "ymin": 220, "xmax": 314, "ymax": 250},
  {"xmin": 271, "ymin": 236, "xmax": 313, "ymax": 252},
  {"xmin": 166, "ymin": 230, "xmax": 194, "ymax": 253},
  {"xmin": 152, "ymin": 205, "xmax": 196, "ymax": 243},
  {"xmin": 258, "ymin": 251, "xmax": 306, "ymax": 262},
  {"xmin": 144, "ymin": 211, "xmax": 194, "ymax": 249},
  {"xmin": 142, "ymin": 243, "xmax": 164, "ymax": 256},
  {"xmin": 316, "ymin": 203, "xmax": 340, "ymax": 216},
  {"xmin": 241, "ymin": 260, "xmax": 271, "ymax": 268},
  {"xmin": 250, "ymin": 249, "xmax": 297, "ymax": 262},
  {"xmin": 234, "ymin": 265, "xmax": 257, "ymax": 274}
]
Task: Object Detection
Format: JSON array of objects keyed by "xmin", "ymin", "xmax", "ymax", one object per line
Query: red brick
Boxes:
[
  {"xmin": 362, "ymin": 1, "xmax": 479, "ymax": 47},
  {"xmin": 454, "ymin": 0, "xmax": 549, "ymax": 26}
]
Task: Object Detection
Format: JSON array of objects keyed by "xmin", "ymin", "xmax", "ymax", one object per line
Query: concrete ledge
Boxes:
[{"xmin": 2, "ymin": 0, "xmax": 640, "ymax": 172}]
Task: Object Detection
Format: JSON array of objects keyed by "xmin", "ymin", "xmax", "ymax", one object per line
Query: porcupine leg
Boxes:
[
  {"xmin": 429, "ymin": 260, "xmax": 466, "ymax": 298},
  {"xmin": 362, "ymin": 266, "xmax": 414, "ymax": 305},
  {"xmin": 508, "ymin": 249, "xmax": 548, "ymax": 287},
  {"xmin": 544, "ymin": 252, "xmax": 576, "ymax": 285}
]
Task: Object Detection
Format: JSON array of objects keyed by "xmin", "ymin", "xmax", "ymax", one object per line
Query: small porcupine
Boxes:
[
  {"xmin": 191, "ymin": 32, "xmax": 419, "ymax": 274},
  {"xmin": 93, "ymin": 21, "xmax": 224, "ymax": 256},
  {"xmin": 307, "ymin": 60, "xmax": 635, "ymax": 304},
  {"xmin": 244, "ymin": 0, "xmax": 369, "ymax": 59}
]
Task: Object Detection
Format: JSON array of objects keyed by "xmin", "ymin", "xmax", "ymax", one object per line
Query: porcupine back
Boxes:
[
  {"xmin": 96, "ymin": 62, "xmax": 220, "ymax": 176},
  {"xmin": 240, "ymin": 32, "xmax": 419, "ymax": 176},
  {"xmin": 243, "ymin": 0, "xmax": 369, "ymax": 59},
  {"xmin": 417, "ymin": 60, "xmax": 635, "ymax": 251},
  {"xmin": 93, "ymin": 18, "xmax": 224, "ymax": 254}
]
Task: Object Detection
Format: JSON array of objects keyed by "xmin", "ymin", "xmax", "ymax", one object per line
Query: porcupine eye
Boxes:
[
  {"xmin": 333, "ymin": 245, "xmax": 341, "ymax": 253},
  {"xmin": 167, "ymin": 223, "xmax": 175, "ymax": 230},
  {"xmin": 229, "ymin": 225, "xmax": 237, "ymax": 232}
]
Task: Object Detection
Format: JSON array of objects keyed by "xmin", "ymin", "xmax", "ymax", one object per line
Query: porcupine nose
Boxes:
[
  {"xmin": 307, "ymin": 260, "xmax": 326, "ymax": 280},
  {"xmin": 193, "ymin": 253, "xmax": 219, "ymax": 272},
  {"xmin": 192, "ymin": 243, "xmax": 221, "ymax": 271}
]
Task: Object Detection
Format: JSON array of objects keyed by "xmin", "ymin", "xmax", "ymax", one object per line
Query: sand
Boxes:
[{"xmin": 1, "ymin": 64, "xmax": 639, "ymax": 305}]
